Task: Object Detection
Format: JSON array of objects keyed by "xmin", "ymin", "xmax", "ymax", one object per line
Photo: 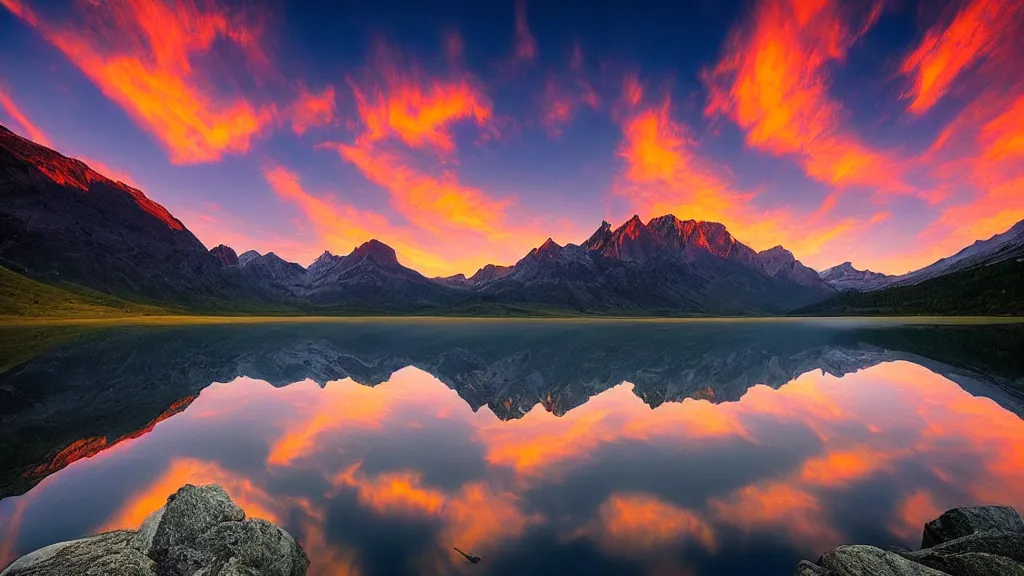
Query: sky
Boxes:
[{"xmin": 0, "ymin": 0, "xmax": 1022, "ymax": 277}]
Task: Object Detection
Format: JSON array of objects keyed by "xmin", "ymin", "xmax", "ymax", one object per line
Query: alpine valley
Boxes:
[{"xmin": 1, "ymin": 124, "xmax": 1022, "ymax": 317}]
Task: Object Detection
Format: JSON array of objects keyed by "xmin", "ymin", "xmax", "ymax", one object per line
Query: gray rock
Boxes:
[
  {"xmin": 150, "ymin": 484, "xmax": 245, "ymax": 559},
  {"xmin": 1, "ymin": 531, "xmax": 156, "ymax": 576},
  {"xmin": 1, "ymin": 483, "xmax": 307, "ymax": 576},
  {"xmin": 818, "ymin": 545, "xmax": 947, "ymax": 576},
  {"xmin": 164, "ymin": 519, "xmax": 309, "ymax": 576},
  {"xmin": 905, "ymin": 532, "xmax": 1024, "ymax": 564},
  {"xmin": 794, "ymin": 559, "xmax": 832, "ymax": 575},
  {"xmin": 133, "ymin": 507, "xmax": 165, "ymax": 556},
  {"xmin": 912, "ymin": 551, "xmax": 1024, "ymax": 576},
  {"xmin": 922, "ymin": 506, "xmax": 1024, "ymax": 548}
]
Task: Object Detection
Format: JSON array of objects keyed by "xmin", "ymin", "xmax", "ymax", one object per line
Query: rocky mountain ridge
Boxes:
[{"xmin": 3, "ymin": 123, "xmax": 1018, "ymax": 315}]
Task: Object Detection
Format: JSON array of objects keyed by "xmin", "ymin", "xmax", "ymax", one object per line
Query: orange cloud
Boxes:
[
  {"xmin": 328, "ymin": 143, "xmax": 513, "ymax": 237},
  {"xmin": 332, "ymin": 462, "xmax": 447, "ymax": 517},
  {"xmin": 3, "ymin": 0, "xmax": 275, "ymax": 164},
  {"xmin": 592, "ymin": 493, "xmax": 716, "ymax": 554},
  {"xmin": 710, "ymin": 481, "xmax": 840, "ymax": 555},
  {"xmin": 513, "ymin": 0, "xmax": 538, "ymax": 63},
  {"xmin": 798, "ymin": 445, "xmax": 906, "ymax": 487},
  {"xmin": 261, "ymin": 162, "xmax": 494, "ymax": 275},
  {"xmin": 900, "ymin": 0, "xmax": 1022, "ymax": 114},
  {"xmin": 99, "ymin": 458, "xmax": 283, "ymax": 532},
  {"xmin": 290, "ymin": 85, "xmax": 337, "ymax": 135},
  {"xmin": 266, "ymin": 378, "xmax": 392, "ymax": 466},
  {"xmin": 614, "ymin": 91, "xmax": 881, "ymax": 262},
  {"xmin": 704, "ymin": 0, "xmax": 904, "ymax": 191},
  {"xmin": 441, "ymin": 481, "xmax": 540, "ymax": 553},
  {"xmin": 346, "ymin": 49, "xmax": 492, "ymax": 154},
  {"xmin": 0, "ymin": 85, "xmax": 51, "ymax": 146},
  {"xmin": 889, "ymin": 489, "xmax": 941, "ymax": 542}
]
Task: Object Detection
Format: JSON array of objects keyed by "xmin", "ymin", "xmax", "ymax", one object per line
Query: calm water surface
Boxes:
[{"xmin": 1, "ymin": 319, "xmax": 1023, "ymax": 575}]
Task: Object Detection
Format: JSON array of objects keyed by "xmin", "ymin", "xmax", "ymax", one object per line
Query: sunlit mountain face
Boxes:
[
  {"xmin": 1, "ymin": 320, "xmax": 1022, "ymax": 575},
  {"xmin": 1, "ymin": 0, "xmax": 1023, "ymax": 279}
]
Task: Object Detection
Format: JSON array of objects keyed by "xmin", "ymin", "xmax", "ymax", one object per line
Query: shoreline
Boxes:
[{"xmin": 2, "ymin": 314, "xmax": 1024, "ymax": 327}]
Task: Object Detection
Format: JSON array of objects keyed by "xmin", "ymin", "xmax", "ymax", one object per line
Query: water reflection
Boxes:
[{"xmin": 1, "ymin": 320, "xmax": 1023, "ymax": 575}]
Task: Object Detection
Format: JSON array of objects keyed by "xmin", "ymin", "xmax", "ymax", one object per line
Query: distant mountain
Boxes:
[
  {"xmin": 209, "ymin": 244, "xmax": 239, "ymax": 267},
  {"xmin": 759, "ymin": 246, "xmax": 831, "ymax": 289},
  {"xmin": 797, "ymin": 257, "xmax": 1024, "ymax": 316},
  {"xmin": 240, "ymin": 252, "xmax": 306, "ymax": 280},
  {"xmin": 299, "ymin": 239, "xmax": 461, "ymax": 310},
  {"xmin": 479, "ymin": 215, "xmax": 834, "ymax": 314},
  {"xmin": 438, "ymin": 263, "xmax": 513, "ymax": 289},
  {"xmin": 890, "ymin": 220, "xmax": 1024, "ymax": 287},
  {"xmin": 804, "ymin": 219, "xmax": 1024, "ymax": 315},
  {"xmin": 307, "ymin": 250, "xmax": 344, "ymax": 281},
  {"xmin": 818, "ymin": 219, "xmax": 1024, "ymax": 293},
  {"xmin": 7, "ymin": 124, "xmax": 960, "ymax": 316},
  {"xmin": 237, "ymin": 250, "xmax": 260, "ymax": 266},
  {"xmin": 819, "ymin": 262, "xmax": 894, "ymax": 292}
]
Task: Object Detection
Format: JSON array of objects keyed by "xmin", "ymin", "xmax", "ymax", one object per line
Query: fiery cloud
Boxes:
[
  {"xmin": 709, "ymin": 481, "xmax": 840, "ymax": 555},
  {"xmin": 704, "ymin": 0, "xmax": 903, "ymax": 191},
  {"xmin": 265, "ymin": 378, "xmax": 393, "ymax": 466},
  {"xmin": 614, "ymin": 86, "xmax": 884, "ymax": 263},
  {"xmin": 592, "ymin": 493, "xmax": 717, "ymax": 553},
  {"xmin": 290, "ymin": 85, "xmax": 337, "ymax": 136},
  {"xmin": 98, "ymin": 458, "xmax": 284, "ymax": 532},
  {"xmin": 332, "ymin": 462, "xmax": 447, "ymax": 517},
  {"xmin": 3, "ymin": 0, "xmax": 275, "ymax": 164},
  {"xmin": 0, "ymin": 85, "xmax": 51, "ymax": 146},
  {"xmin": 900, "ymin": 0, "xmax": 1022, "ymax": 114},
  {"xmin": 261, "ymin": 162, "xmax": 525, "ymax": 276},
  {"xmin": 441, "ymin": 481, "xmax": 539, "ymax": 553}
]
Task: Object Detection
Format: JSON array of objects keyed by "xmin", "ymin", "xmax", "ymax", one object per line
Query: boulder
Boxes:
[
  {"xmin": 795, "ymin": 505, "xmax": 1024, "ymax": 576},
  {"xmin": 909, "ymin": 551, "xmax": 1024, "ymax": 576},
  {"xmin": 794, "ymin": 559, "xmax": 831, "ymax": 575},
  {"xmin": 817, "ymin": 545, "xmax": 947, "ymax": 576},
  {"xmin": 149, "ymin": 484, "xmax": 245, "ymax": 559},
  {"xmin": 0, "ymin": 531, "xmax": 155, "ymax": 576},
  {"xmin": 1, "ymin": 483, "xmax": 308, "ymax": 576},
  {"xmin": 903, "ymin": 532, "xmax": 1024, "ymax": 565},
  {"xmin": 922, "ymin": 506, "xmax": 1024, "ymax": 548}
]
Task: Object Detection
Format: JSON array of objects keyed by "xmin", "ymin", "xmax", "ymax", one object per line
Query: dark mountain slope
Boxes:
[{"xmin": 795, "ymin": 257, "xmax": 1024, "ymax": 316}]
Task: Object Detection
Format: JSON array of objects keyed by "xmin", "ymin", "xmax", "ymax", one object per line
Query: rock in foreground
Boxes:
[
  {"xmin": 796, "ymin": 505, "xmax": 1024, "ymax": 575},
  {"xmin": 1, "ymin": 483, "xmax": 309, "ymax": 576}
]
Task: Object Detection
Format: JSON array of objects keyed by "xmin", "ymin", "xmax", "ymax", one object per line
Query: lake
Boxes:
[{"xmin": 1, "ymin": 319, "xmax": 1023, "ymax": 575}]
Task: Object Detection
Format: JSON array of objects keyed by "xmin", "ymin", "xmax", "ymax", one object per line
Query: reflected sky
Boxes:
[{"xmin": 2, "ymin": 329, "xmax": 1024, "ymax": 576}]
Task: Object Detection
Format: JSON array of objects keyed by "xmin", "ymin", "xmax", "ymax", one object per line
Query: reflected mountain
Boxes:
[{"xmin": 1, "ymin": 320, "xmax": 1023, "ymax": 498}]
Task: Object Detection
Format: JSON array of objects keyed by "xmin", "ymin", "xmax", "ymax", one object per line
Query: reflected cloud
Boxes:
[
  {"xmin": 3, "ymin": 323, "xmax": 1024, "ymax": 573},
  {"xmin": 332, "ymin": 462, "xmax": 447, "ymax": 517},
  {"xmin": 591, "ymin": 493, "xmax": 716, "ymax": 554}
]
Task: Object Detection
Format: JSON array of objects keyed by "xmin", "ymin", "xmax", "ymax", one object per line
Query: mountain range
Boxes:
[
  {"xmin": 1, "ymin": 123, "xmax": 1021, "ymax": 316},
  {"xmin": 2, "ymin": 321, "xmax": 1022, "ymax": 498}
]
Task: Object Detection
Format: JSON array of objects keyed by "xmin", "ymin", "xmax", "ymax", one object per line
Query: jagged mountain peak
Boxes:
[
  {"xmin": 819, "ymin": 261, "xmax": 894, "ymax": 292},
  {"xmin": 237, "ymin": 250, "xmax": 261, "ymax": 266},
  {"xmin": 209, "ymin": 244, "xmax": 239, "ymax": 267},
  {"xmin": 582, "ymin": 220, "xmax": 614, "ymax": 251},
  {"xmin": 348, "ymin": 239, "xmax": 399, "ymax": 265},
  {"xmin": 538, "ymin": 237, "xmax": 561, "ymax": 251}
]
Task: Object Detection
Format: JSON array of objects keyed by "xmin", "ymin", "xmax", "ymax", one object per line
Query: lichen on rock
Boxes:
[
  {"xmin": 1, "ymin": 483, "xmax": 309, "ymax": 576},
  {"xmin": 795, "ymin": 505, "xmax": 1024, "ymax": 576}
]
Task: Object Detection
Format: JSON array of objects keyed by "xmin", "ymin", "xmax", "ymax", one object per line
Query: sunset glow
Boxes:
[{"xmin": 1, "ymin": 0, "xmax": 1021, "ymax": 276}]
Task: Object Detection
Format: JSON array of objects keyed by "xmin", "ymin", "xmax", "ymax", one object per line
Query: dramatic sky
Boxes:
[{"xmin": 1, "ymin": 0, "xmax": 1022, "ymax": 277}]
